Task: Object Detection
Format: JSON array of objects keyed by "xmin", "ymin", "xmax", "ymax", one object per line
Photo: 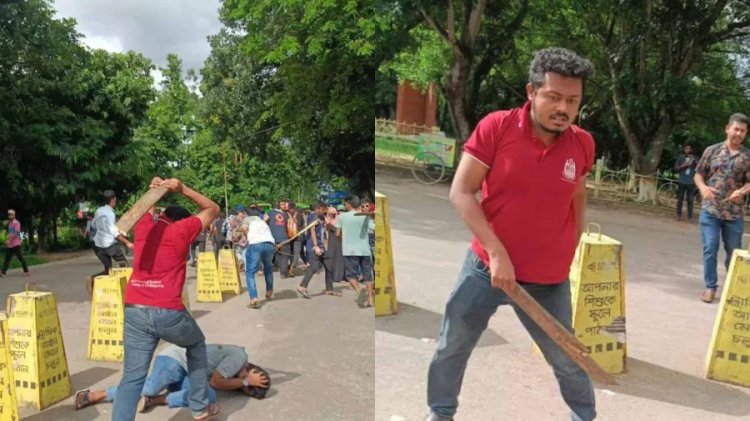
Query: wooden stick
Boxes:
[
  {"xmin": 504, "ymin": 284, "xmax": 618, "ymax": 385},
  {"xmin": 275, "ymin": 220, "xmax": 320, "ymax": 250},
  {"xmin": 115, "ymin": 186, "xmax": 169, "ymax": 235}
]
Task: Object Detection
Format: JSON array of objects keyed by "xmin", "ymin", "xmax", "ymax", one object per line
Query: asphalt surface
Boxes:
[
  {"xmin": 1, "ymin": 245, "xmax": 374, "ymax": 420},
  {"xmin": 375, "ymin": 164, "xmax": 750, "ymax": 421}
]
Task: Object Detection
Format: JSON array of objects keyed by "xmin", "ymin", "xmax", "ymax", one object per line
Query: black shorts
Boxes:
[{"xmin": 344, "ymin": 255, "xmax": 373, "ymax": 282}]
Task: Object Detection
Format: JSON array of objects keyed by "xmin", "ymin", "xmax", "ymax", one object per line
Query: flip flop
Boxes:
[
  {"xmin": 193, "ymin": 403, "xmax": 221, "ymax": 420},
  {"xmin": 75, "ymin": 390, "xmax": 91, "ymax": 410},
  {"xmin": 324, "ymin": 290, "xmax": 342, "ymax": 297},
  {"xmin": 296, "ymin": 286, "xmax": 311, "ymax": 299}
]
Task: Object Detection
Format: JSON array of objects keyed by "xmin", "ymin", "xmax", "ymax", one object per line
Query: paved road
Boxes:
[
  {"xmin": 375, "ymin": 164, "xmax": 750, "ymax": 421},
  {"xmin": 1, "ymin": 246, "xmax": 373, "ymax": 420}
]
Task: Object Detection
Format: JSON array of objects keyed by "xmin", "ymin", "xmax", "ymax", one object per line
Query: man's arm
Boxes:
[
  {"xmin": 449, "ymin": 154, "xmax": 515, "ymax": 290},
  {"xmin": 208, "ymin": 368, "xmax": 268, "ymax": 391},
  {"xmin": 573, "ymin": 178, "xmax": 587, "ymax": 241},
  {"xmin": 109, "ymin": 210, "xmax": 133, "ymax": 249},
  {"xmin": 158, "ymin": 178, "xmax": 220, "ymax": 229}
]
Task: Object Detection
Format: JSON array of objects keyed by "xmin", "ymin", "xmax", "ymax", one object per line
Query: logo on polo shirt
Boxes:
[{"xmin": 563, "ymin": 159, "xmax": 576, "ymax": 183}]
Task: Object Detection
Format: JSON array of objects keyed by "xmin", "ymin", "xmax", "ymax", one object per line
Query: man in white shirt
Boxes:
[{"xmin": 87, "ymin": 190, "xmax": 133, "ymax": 293}]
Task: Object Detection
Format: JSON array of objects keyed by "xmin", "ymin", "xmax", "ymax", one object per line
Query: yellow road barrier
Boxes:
[
  {"xmin": 7, "ymin": 284, "xmax": 71, "ymax": 410},
  {"xmin": 374, "ymin": 191, "xmax": 398, "ymax": 316}
]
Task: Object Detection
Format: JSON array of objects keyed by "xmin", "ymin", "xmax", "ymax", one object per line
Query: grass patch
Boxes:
[{"xmin": 375, "ymin": 135, "xmax": 418, "ymax": 158}]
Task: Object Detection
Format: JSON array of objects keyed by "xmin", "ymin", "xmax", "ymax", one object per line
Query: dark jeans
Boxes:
[
  {"xmin": 92, "ymin": 243, "xmax": 128, "ymax": 279},
  {"xmin": 276, "ymin": 242, "xmax": 291, "ymax": 277},
  {"xmin": 291, "ymin": 240, "xmax": 303, "ymax": 269},
  {"xmin": 1, "ymin": 246, "xmax": 29, "ymax": 274},
  {"xmin": 676, "ymin": 183, "xmax": 696, "ymax": 219},
  {"xmin": 113, "ymin": 306, "xmax": 209, "ymax": 420},
  {"xmin": 246, "ymin": 242, "xmax": 275, "ymax": 299},
  {"xmin": 190, "ymin": 239, "xmax": 207, "ymax": 264},
  {"xmin": 427, "ymin": 250, "xmax": 595, "ymax": 421},
  {"xmin": 300, "ymin": 250, "xmax": 334, "ymax": 290}
]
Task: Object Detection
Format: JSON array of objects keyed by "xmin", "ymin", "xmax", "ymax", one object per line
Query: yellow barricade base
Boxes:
[
  {"xmin": 88, "ymin": 275, "xmax": 127, "ymax": 362},
  {"xmin": 533, "ymin": 225, "xmax": 627, "ymax": 375},
  {"xmin": 218, "ymin": 249, "xmax": 241, "ymax": 295},
  {"xmin": 7, "ymin": 286, "xmax": 71, "ymax": 410},
  {"xmin": 196, "ymin": 252, "xmax": 223, "ymax": 302},
  {"xmin": 0, "ymin": 314, "xmax": 19, "ymax": 420},
  {"xmin": 706, "ymin": 250, "xmax": 750, "ymax": 387},
  {"xmin": 375, "ymin": 191, "xmax": 398, "ymax": 316}
]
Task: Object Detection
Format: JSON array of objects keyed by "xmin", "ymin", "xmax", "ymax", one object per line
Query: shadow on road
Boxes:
[
  {"xmin": 611, "ymin": 357, "xmax": 750, "ymax": 416},
  {"xmin": 375, "ymin": 303, "xmax": 507, "ymax": 348}
]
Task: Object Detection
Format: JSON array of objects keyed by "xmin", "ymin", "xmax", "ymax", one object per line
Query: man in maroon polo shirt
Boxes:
[
  {"xmin": 426, "ymin": 48, "xmax": 596, "ymax": 421},
  {"xmin": 112, "ymin": 177, "xmax": 220, "ymax": 421}
]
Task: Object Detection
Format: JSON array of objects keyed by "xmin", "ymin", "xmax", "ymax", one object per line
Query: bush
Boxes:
[{"xmin": 51, "ymin": 226, "xmax": 88, "ymax": 251}]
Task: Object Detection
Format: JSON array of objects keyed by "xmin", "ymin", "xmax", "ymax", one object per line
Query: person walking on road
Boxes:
[
  {"xmin": 426, "ymin": 48, "xmax": 596, "ymax": 421},
  {"xmin": 112, "ymin": 177, "xmax": 220, "ymax": 421},
  {"xmin": 694, "ymin": 113, "xmax": 750, "ymax": 303},
  {"xmin": 0, "ymin": 209, "xmax": 30, "ymax": 277},
  {"xmin": 242, "ymin": 208, "xmax": 277, "ymax": 308}
]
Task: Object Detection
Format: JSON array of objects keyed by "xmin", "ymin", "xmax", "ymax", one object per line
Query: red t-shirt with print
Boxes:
[
  {"xmin": 124, "ymin": 213, "xmax": 203, "ymax": 309},
  {"xmin": 463, "ymin": 101, "xmax": 595, "ymax": 284}
]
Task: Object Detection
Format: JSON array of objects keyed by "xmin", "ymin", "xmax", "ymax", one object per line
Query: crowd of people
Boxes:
[{"xmin": 204, "ymin": 197, "xmax": 375, "ymax": 308}]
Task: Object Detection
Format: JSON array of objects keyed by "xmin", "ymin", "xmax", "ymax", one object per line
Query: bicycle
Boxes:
[{"xmin": 411, "ymin": 133, "xmax": 457, "ymax": 185}]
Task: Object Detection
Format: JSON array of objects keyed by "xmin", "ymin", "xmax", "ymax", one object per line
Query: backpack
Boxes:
[{"xmin": 286, "ymin": 211, "xmax": 299, "ymax": 238}]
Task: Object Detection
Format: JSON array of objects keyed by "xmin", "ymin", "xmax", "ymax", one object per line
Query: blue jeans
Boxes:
[
  {"xmin": 105, "ymin": 355, "xmax": 217, "ymax": 407},
  {"xmin": 246, "ymin": 242, "xmax": 275, "ymax": 299},
  {"xmin": 700, "ymin": 209, "xmax": 744, "ymax": 290},
  {"xmin": 112, "ymin": 307, "xmax": 209, "ymax": 420},
  {"xmin": 427, "ymin": 250, "xmax": 596, "ymax": 421}
]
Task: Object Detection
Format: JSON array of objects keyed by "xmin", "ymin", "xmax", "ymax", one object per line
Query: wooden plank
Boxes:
[
  {"xmin": 504, "ymin": 283, "xmax": 618, "ymax": 386},
  {"xmin": 115, "ymin": 186, "xmax": 169, "ymax": 235}
]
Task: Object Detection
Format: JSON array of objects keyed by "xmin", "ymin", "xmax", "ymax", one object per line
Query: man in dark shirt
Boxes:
[
  {"xmin": 674, "ymin": 143, "xmax": 698, "ymax": 221},
  {"xmin": 267, "ymin": 202, "xmax": 291, "ymax": 278}
]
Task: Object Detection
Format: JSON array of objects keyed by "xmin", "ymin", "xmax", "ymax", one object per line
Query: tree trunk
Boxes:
[
  {"xmin": 38, "ymin": 215, "xmax": 48, "ymax": 252},
  {"xmin": 52, "ymin": 215, "xmax": 58, "ymax": 246},
  {"xmin": 444, "ymin": 55, "xmax": 473, "ymax": 143},
  {"xmin": 637, "ymin": 176, "xmax": 657, "ymax": 205}
]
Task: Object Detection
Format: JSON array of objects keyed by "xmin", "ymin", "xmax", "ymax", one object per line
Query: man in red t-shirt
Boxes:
[
  {"xmin": 112, "ymin": 177, "xmax": 220, "ymax": 421},
  {"xmin": 426, "ymin": 48, "xmax": 596, "ymax": 421}
]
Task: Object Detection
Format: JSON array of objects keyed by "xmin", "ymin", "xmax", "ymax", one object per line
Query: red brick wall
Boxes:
[{"xmin": 396, "ymin": 81, "xmax": 437, "ymax": 135}]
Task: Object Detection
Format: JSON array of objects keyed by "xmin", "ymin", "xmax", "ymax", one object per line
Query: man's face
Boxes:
[
  {"xmin": 361, "ymin": 203, "xmax": 371, "ymax": 212},
  {"xmin": 683, "ymin": 145, "xmax": 692, "ymax": 155},
  {"xmin": 725, "ymin": 122, "xmax": 748, "ymax": 148},
  {"xmin": 280, "ymin": 202, "xmax": 288, "ymax": 211},
  {"xmin": 527, "ymin": 72, "xmax": 583, "ymax": 136}
]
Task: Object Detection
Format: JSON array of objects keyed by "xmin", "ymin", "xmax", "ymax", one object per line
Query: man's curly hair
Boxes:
[{"xmin": 529, "ymin": 48, "xmax": 594, "ymax": 89}]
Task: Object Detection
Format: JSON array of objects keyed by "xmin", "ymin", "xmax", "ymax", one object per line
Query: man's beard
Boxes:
[{"xmin": 532, "ymin": 102, "xmax": 569, "ymax": 135}]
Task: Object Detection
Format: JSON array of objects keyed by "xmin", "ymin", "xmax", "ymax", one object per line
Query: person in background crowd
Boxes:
[
  {"xmin": 87, "ymin": 190, "xmax": 132, "ymax": 293},
  {"xmin": 287, "ymin": 201, "xmax": 305, "ymax": 275},
  {"xmin": 210, "ymin": 212, "xmax": 226, "ymax": 262},
  {"xmin": 1, "ymin": 209, "xmax": 30, "ymax": 277},
  {"xmin": 674, "ymin": 143, "xmax": 699, "ymax": 222},
  {"xmin": 267, "ymin": 202, "xmax": 291, "ymax": 278}
]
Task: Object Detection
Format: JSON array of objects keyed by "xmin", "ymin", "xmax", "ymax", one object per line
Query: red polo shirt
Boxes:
[
  {"xmin": 124, "ymin": 213, "xmax": 203, "ymax": 310},
  {"xmin": 463, "ymin": 101, "xmax": 595, "ymax": 284}
]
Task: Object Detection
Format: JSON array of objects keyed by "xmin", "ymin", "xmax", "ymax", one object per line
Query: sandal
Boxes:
[
  {"xmin": 324, "ymin": 290, "xmax": 342, "ymax": 297},
  {"xmin": 247, "ymin": 299, "xmax": 260, "ymax": 309},
  {"xmin": 75, "ymin": 390, "xmax": 92, "ymax": 410},
  {"xmin": 265, "ymin": 291, "xmax": 273, "ymax": 300},
  {"xmin": 193, "ymin": 403, "xmax": 221, "ymax": 420},
  {"xmin": 296, "ymin": 286, "xmax": 311, "ymax": 299}
]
